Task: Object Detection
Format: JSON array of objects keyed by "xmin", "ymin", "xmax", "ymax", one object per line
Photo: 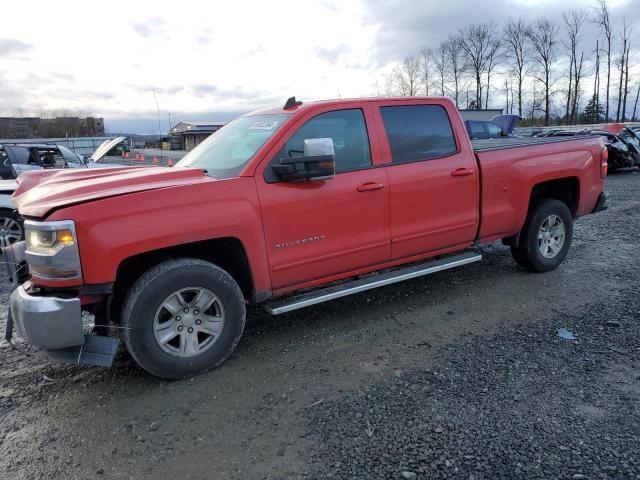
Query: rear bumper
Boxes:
[
  {"xmin": 10, "ymin": 283, "xmax": 85, "ymax": 350},
  {"xmin": 591, "ymin": 191, "xmax": 609, "ymax": 214}
]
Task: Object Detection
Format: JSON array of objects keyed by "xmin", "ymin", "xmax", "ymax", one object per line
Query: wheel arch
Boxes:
[
  {"xmin": 503, "ymin": 176, "xmax": 580, "ymax": 247},
  {"xmin": 112, "ymin": 237, "xmax": 255, "ymax": 322},
  {"xmin": 528, "ymin": 177, "xmax": 580, "ymax": 217}
]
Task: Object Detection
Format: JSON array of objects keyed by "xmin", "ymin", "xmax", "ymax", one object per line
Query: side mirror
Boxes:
[{"xmin": 272, "ymin": 138, "xmax": 336, "ymax": 181}]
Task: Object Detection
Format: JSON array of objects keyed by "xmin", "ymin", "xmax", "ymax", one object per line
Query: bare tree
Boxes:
[
  {"xmin": 563, "ymin": 9, "xmax": 588, "ymax": 124},
  {"xmin": 373, "ymin": 72, "xmax": 396, "ymax": 97},
  {"xmin": 593, "ymin": 39, "xmax": 600, "ymax": 115},
  {"xmin": 444, "ymin": 35, "xmax": 465, "ymax": 107},
  {"xmin": 503, "ymin": 18, "xmax": 531, "ymax": 116},
  {"xmin": 419, "ymin": 47, "xmax": 433, "ymax": 95},
  {"xmin": 632, "ymin": 83, "xmax": 640, "ymax": 121},
  {"xmin": 621, "ymin": 43, "xmax": 631, "ymax": 120},
  {"xmin": 484, "ymin": 37, "xmax": 502, "ymax": 108},
  {"xmin": 459, "ymin": 22, "xmax": 498, "ymax": 109},
  {"xmin": 432, "ymin": 43, "xmax": 448, "ymax": 96},
  {"xmin": 503, "ymin": 76, "xmax": 511, "ymax": 114},
  {"xmin": 594, "ymin": 0, "xmax": 613, "ymax": 120},
  {"xmin": 395, "ymin": 55, "xmax": 421, "ymax": 96},
  {"xmin": 615, "ymin": 19, "xmax": 631, "ymax": 121},
  {"xmin": 528, "ymin": 18, "xmax": 560, "ymax": 126}
]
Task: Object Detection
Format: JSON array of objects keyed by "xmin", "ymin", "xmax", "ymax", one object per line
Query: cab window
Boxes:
[
  {"xmin": 267, "ymin": 109, "xmax": 372, "ymax": 182},
  {"xmin": 381, "ymin": 105, "xmax": 457, "ymax": 164}
]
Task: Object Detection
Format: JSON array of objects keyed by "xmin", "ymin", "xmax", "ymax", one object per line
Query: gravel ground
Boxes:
[
  {"xmin": 0, "ymin": 171, "xmax": 638, "ymax": 479},
  {"xmin": 304, "ymin": 290, "xmax": 640, "ymax": 479}
]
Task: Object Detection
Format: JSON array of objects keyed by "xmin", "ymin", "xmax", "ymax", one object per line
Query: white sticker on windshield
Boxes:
[{"xmin": 249, "ymin": 120, "xmax": 279, "ymax": 130}]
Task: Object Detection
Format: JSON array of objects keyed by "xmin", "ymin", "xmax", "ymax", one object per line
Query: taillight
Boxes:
[{"xmin": 600, "ymin": 146, "xmax": 608, "ymax": 178}]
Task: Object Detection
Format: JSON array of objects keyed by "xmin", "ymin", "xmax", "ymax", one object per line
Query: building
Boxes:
[
  {"xmin": 170, "ymin": 121, "xmax": 225, "ymax": 151},
  {"xmin": 458, "ymin": 109, "xmax": 503, "ymax": 121},
  {"xmin": 0, "ymin": 116, "xmax": 105, "ymax": 138}
]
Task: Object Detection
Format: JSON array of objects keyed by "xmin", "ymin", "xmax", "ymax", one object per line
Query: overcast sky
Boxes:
[{"xmin": 0, "ymin": 0, "xmax": 638, "ymax": 133}]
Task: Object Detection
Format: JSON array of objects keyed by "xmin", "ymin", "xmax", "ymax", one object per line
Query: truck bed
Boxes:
[{"xmin": 472, "ymin": 135, "xmax": 595, "ymax": 152}]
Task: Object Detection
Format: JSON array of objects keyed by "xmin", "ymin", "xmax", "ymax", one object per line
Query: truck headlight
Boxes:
[
  {"xmin": 24, "ymin": 220, "xmax": 82, "ymax": 280},
  {"xmin": 27, "ymin": 228, "xmax": 75, "ymax": 253}
]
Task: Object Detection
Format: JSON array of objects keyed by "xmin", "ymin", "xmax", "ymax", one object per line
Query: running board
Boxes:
[{"xmin": 265, "ymin": 251, "xmax": 482, "ymax": 315}]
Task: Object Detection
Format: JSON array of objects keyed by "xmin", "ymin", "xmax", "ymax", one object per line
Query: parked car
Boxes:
[
  {"xmin": 0, "ymin": 140, "xmax": 131, "ymax": 247},
  {"xmin": 464, "ymin": 114, "xmax": 521, "ymax": 140},
  {"xmin": 590, "ymin": 129, "xmax": 640, "ymax": 170},
  {"xmin": 535, "ymin": 126, "xmax": 640, "ymax": 171},
  {"xmin": 0, "ymin": 180, "xmax": 20, "ymax": 248},
  {"xmin": 5, "ymin": 96, "xmax": 608, "ymax": 378},
  {"xmin": 0, "ymin": 143, "xmax": 88, "ymax": 180}
]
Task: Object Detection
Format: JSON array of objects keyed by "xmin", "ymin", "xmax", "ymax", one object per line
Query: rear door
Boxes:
[
  {"xmin": 374, "ymin": 101, "xmax": 479, "ymax": 261},
  {"xmin": 256, "ymin": 106, "xmax": 390, "ymax": 291},
  {"xmin": 3, "ymin": 146, "xmax": 40, "ymax": 176}
]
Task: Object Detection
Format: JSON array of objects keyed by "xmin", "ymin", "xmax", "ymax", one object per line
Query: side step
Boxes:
[{"xmin": 265, "ymin": 251, "xmax": 482, "ymax": 315}]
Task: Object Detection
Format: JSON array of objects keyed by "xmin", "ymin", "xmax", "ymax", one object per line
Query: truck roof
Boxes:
[{"xmin": 244, "ymin": 96, "xmax": 454, "ymax": 116}]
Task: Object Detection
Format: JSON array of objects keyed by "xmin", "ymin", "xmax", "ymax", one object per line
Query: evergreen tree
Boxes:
[{"xmin": 580, "ymin": 95, "xmax": 605, "ymax": 124}]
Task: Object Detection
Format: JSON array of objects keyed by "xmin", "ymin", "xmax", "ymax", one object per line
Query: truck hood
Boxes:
[
  {"xmin": 13, "ymin": 166, "xmax": 210, "ymax": 218},
  {"xmin": 491, "ymin": 115, "xmax": 522, "ymax": 134},
  {"xmin": 89, "ymin": 136, "xmax": 127, "ymax": 162}
]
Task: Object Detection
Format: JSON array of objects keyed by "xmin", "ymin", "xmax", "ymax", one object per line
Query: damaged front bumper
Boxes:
[
  {"xmin": 10, "ymin": 282, "xmax": 84, "ymax": 349},
  {"xmin": 3, "ymin": 241, "xmax": 119, "ymax": 367}
]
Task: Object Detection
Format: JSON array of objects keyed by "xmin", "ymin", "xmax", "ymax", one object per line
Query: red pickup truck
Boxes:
[{"xmin": 5, "ymin": 97, "xmax": 608, "ymax": 378}]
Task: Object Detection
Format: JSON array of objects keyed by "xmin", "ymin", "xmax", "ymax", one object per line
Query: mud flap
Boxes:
[
  {"xmin": 4, "ymin": 310, "xmax": 14, "ymax": 343},
  {"xmin": 46, "ymin": 334, "xmax": 120, "ymax": 368}
]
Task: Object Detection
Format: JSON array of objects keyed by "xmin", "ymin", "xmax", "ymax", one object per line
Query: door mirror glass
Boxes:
[{"xmin": 272, "ymin": 137, "xmax": 335, "ymax": 181}]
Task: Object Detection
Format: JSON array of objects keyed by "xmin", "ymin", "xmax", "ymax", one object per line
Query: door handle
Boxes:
[
  {"xmin": 357, "ymin": 182, "xmax": 385, "ymax": 192},
  {"xmin": 450, "ymin": 168, "xmax": 474, "ymax": 177}
]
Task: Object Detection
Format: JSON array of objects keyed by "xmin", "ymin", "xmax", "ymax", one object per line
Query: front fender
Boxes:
[{"xmin": 46, "ymin": 178, "xmax": 271, "ymax": 293}]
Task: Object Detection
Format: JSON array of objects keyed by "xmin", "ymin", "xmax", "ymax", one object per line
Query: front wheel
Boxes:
[
  {"xmin": 122, "ymin": 258, "xmax": 246, "ymax": 379},
  {"xmin": 510, "ymin": 199, "xmax": 573, "ymax": 273},
  {"xmin": 0, "ymin": 211, "xmax": 23, "ymax": 248}
]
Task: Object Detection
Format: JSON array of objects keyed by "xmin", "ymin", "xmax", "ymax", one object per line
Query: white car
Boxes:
[
  {"xmin": 0, "ymin": 137, "xmax": 130, "ymax": 246},
  {"xmin": 0, "ymin": 180, "xmax": 21, "ymax": 247}
]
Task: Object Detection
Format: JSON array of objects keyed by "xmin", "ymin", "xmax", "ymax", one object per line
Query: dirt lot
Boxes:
[{"xmin": 1, "ymin": 172, "xmax": 639, "ymax": 479}]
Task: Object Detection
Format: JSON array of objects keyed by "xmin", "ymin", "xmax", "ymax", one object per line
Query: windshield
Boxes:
[
  {"xmin": 176, "ymin": 114, "xmax": 290, "ymax": 178},
  {"xmin": 58, "ymin": 145, "xmax": 85, "ymax": 167},
  {"xmin": 619, "ymin": 128, "xmax": 640, "ymax": 151}
]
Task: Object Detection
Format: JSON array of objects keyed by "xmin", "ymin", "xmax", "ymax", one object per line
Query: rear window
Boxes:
[
  {"xmin": 486, "ymin": 123, "xmax": 503, "ymax": 136},
  {"xmin": 380, "ymin": 105, "xmax": 457, "ymax": 164},
  {"xmin": 469, "ymin": 122, "xmax": 485, "ymax": 136}
]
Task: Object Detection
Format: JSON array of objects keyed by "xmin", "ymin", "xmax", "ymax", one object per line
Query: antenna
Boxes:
[
  {"xmin": 284, "ymin": 96, "xmax": 303, "ymax": 109},
  {"xmin": 152, "ymin": 89, "xmax": 164, "ymax": 165}
]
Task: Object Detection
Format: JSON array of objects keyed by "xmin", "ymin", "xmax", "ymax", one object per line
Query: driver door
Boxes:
[{"xmin": 256, "ymin": 107, "xmax": 390, "ymax": 292}]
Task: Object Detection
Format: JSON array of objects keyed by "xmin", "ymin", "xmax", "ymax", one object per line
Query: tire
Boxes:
[
  {"xmin": 510, "ymin": 199, "xmax": 573, "ymax": 273},
  {"xmin": 0, "ymin": 210, "xmax": 24, "ymax": 248},
  {"xmin": 122, "ymin": 258, "xmax": 246, "ymax": 379}
]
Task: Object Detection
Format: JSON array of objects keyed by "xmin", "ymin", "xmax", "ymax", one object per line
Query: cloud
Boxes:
[
  {"xmin": 315, "ymin": 44, "xmax": 351, "ymax": 63},
  {"xmin": 0, "ymin": 38, "xmax": 33, "ymax": 58},
  {"xmin": 129, "ymin": 17, "xmax": 167, "ymax": 38},
  {"xmin": 191, "ymin": 84, "xmax": 218, "ymax": 97},
  {"xmin": 127, "ymin": 84, "xmax": 185, "ymax": 95},
  {"xmin": 361, "ymin": 0, "xmax": 640, "ymax": 64},
  {"xmin": 196, "ymin": 29, "xmax": 212, "ymax": 46}
]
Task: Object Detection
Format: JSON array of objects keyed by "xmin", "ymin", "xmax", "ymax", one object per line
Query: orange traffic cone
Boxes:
[
  {"xmin": 167, "ymin": 158, "xmax": 173, "ymax": 167},
  {"xmin": 153, "ymin": 156, "xmax": 158, "ymax": 166}
]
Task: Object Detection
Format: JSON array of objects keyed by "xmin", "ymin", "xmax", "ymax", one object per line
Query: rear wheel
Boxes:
[
  {"xmin": 122, "ymin": 258, "xmax": 246, "ymax": 379},
  {"xmin": 0, "ymin": 211, "xmax": 23, "ymax": 248},
  {"xmin": 510, "ymin": 199, "xmax": 573, "ymax": 272}
]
